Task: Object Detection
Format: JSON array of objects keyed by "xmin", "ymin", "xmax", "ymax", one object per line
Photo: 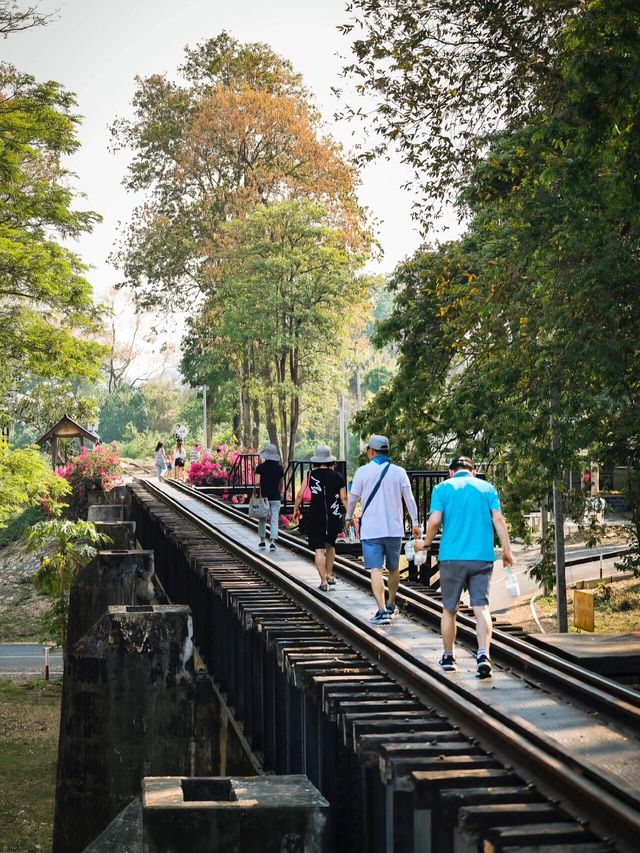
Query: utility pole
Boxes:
[{"xmin": 201, "ymin": 386, "xmax": 208, "ymax": 451}]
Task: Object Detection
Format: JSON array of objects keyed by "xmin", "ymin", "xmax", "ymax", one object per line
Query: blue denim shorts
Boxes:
[{"xmin": 361, "ymin": 537, "xmax": 402, "ymax": 571}]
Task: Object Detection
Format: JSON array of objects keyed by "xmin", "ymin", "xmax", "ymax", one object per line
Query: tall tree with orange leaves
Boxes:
[
  {"xmin": 111, "ymin": 33, "xmax": 368, "ymax": 310},
  {"xmin": 111, "ymin": 33, "xmax": 372, "ymax": 450}
]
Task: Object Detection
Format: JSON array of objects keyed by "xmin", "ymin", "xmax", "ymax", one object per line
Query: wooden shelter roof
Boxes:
[{"xmin": 36, "ymin": 414, "xmax": 99, "ymax": 446}]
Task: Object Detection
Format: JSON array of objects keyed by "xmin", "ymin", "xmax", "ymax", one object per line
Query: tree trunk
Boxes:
[
  {"xmin": 288, "ymin": 347, "xmax": 300, "ymax": 461},
  {"xmin": 240, "ymin": 353, "xmax": 252, "ymax": 448},
  {"xmin": 276, "ymin": 354, "xmax": 288, "ymax": 462},
  {"xmin": 264, "ymin": 383, "xmax": 280, "ymax": 452},
  {"xmin": 251, "ymin": 398, "xmax": 261, "ymax": 451}
]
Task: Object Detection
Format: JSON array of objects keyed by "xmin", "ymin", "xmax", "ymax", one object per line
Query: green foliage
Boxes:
[
  {"xmin": 99, "ymin": 387, "xmax": 150, "ymax": 442},
  {"xmin": 98, "ymin": 382, "xmax": 199, "ymax": 444},
  {"xmin": 0, "ymin": 443, "xmax": 69, "ymax": 528},
  {"xmin": 0, "ymin": 505, "xmax": 45, "ymax": 548},
  {"xmin": 24, "ymin": 519, "xmax": 111, "ymax": 646},
  {"xmin": 0, "ymin": 65, "xmax": 105, "ymax": 425},
  {"xmin": 186, "ymin": 199, "xmax": 371, "ymax": 459},
  {"xmin": 118, "ymin": 425, "xmax": 163, "ymax": 460},
  {"xmin": 9, "ymin": 379, "xmax": 99, "ymax": 445},
  {"xmin": 354, "ymin": 1, "xmax": 640, "ymax": 554},
  {"xmin": 340, "ymin": 0, "xmax": 578, "ymax": 216}
]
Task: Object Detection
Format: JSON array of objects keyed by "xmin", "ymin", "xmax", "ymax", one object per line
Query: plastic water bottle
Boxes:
[
  {"xmin": 404, "ymin": 538, "xmax": 415, "ymax": 561},
  {"xmin": 505, "ymin": 567, "xmax": 520, "ymax": 598},
  {"xmin": 348, "ymin": 526, "xmax": 356, "ymax": 543},
  {"xmin": 414, "ymin": 546, "xmax": 427, "ymax": 567}
]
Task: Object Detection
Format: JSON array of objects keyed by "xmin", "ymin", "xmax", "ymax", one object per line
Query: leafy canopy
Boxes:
[
  {"xmin": 339, "ymin": 0, "xmax": 579, "ymax": 217},
  {"xmin": 111, "ymin": 33, "xmax": 366, "ymax": 309},
  {"xmin": 0, "ymin": 442, "xmax": 69, "ymax": 528},
  {"xmin": 354, "ymin": 0, "xmax": 640, "ymax": 534},
  {"xmin": 0, "ymin": 64, "xmax": 104, "ymax": 424}
]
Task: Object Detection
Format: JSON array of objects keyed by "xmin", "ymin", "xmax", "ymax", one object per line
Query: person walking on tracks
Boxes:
[
  {"xmin": 173, "ymin": 440, "xmax": 187, "ymax": 482},
  {"xmin": 346, "ymin": 435, "xmax": 421, "ymax": 624},
  {"xmin": 254, "ymin": 443, "xmax": 285, "ymax": 552},
  {"xmin": 414, "ymin": 455, "xmax": 514, "ymax": 679},
  {"xmin": 154, "ymin": 442, "xmax": 167, "ymax": 483},
  {"xmin": 292, "ymin": 445, "xmax": 348, "ymax": 591}
]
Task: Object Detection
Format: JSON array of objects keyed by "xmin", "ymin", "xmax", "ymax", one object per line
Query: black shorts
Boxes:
[
  {"xmin": 174, "ymin": 459, "xmax": 185, "ymax": 468},
  {"xmin": 308, "ymin": 529, "xmax": 340, "ymax": 551}
]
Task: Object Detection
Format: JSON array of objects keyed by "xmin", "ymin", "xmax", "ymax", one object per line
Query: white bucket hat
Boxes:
[
  {"xmin": 309, "ymin": 445, "xmax": 337, "ymax": 464},
  {"xmin": 260, "ymin": 443, "xmax": 281, "ymax": 462}
]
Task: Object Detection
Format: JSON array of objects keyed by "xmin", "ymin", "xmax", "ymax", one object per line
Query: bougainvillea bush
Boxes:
[
  {"xmin": 188, "ymin": 449, "xmax": 230, "ymax": 487},
  {"xmin": 56, "ymin": 443, "xmax": 124, "ymax": 515}
]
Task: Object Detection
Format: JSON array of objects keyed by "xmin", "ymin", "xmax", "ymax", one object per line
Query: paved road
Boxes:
[
  {"xmin": 490, "ymin": 545, "xmax": 629, "ymax": 612},
  {"xmin": 0, "ymin": 643, "xmax": 63, "ymax": 677}
]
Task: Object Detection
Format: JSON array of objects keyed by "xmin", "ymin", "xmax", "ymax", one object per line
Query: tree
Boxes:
[
  {"xmin": 25, "ymin": 519, "xmax": 110, "ymax": 647},
  {"xmin": 111, "ymin": 33, "xmax": 365, "ymax": 310},
  {"xmin": 185, "ymin": 199, "xmax": 371, "ymax": 459},
  {"xmin": 98, "ymin": 380, "xmax": 199, "ymax": 445},
  {"xmin": 0, "ymin": 64, "xmax": 104, "ymax": 426},
  {"xmin": 0, "ymin": 442, "xmax": 69, "ymax": 527},
  {"xmin": 9, "ymin": 379, "xmax": 98, "ymax": 445},
  {"xmin": 354, "ymin": 1, "xmax": 640, "ymax": 538},
  {"xmin": 100, "ymin": 289, "xmax": 174, "ymax": 393},
  {"xmin": 339, "ymin": 0, "xmax": 580, "ymax": 217},
  {"xmin": 0, "ymin": 1, "xmax": 52, "ymax": 37}
]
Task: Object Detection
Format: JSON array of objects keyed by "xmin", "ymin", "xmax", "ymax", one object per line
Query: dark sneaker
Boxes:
[
  {"xmin": 370, "ymin": 609, "xmax": 390, "ymax": 625},
  {"xmin": 438, "ymin": 654, "xmax": 457, "ymax": 672},
  {"xmin": 386, "ymin": 601, "xmax": 397, "ymax": 617},
  {"xmin": 258, "ymin": 541, "xmax": 266, "ymax": 549},
  {"xmin": 476, "ymin": 653, "xmax": 492, "ymax": 679},
  {"xmin": 269, "ymin": 542, "xmax": 277, "ymax": 552}
]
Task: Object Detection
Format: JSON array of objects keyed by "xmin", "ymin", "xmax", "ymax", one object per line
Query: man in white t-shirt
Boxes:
[{"xmin": 345, "ymin": 435, "xmax": 421, "ymax": 624}]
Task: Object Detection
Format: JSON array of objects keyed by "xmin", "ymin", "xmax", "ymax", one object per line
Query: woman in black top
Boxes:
[
  {"xmin": 293, "ymin": 445, "xmax": 347, "ymax": 590},
  {"xmin": 254, "ymin": 443, "xmax": 285, "ymax": 552}
]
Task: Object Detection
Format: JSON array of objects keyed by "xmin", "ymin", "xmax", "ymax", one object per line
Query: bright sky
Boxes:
[{"xmin": 3, "ymin": 0, "xmax": 437, "ymax": 303}]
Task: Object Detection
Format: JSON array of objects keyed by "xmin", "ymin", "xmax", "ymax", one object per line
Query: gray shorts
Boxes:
[{"xmin": 439, "ymin": 560, "xmax": 493, "ymax": 612}]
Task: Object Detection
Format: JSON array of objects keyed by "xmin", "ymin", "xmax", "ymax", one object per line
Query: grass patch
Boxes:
[
  {"xmin": 0, "ymin": 678, "xmax": 61, "ymax": 853},
  {"xmin": 533, "ymin": 579, "xmax": 640, "ymax": 633}
]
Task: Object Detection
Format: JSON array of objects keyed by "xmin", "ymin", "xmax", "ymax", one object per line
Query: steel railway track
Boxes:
[
  {"xmin": 137, "ymin": 478, "xmax": 640, "ymax": 851},
  {"xmin": 165, "ymin": 479, "xmax": 640, "ymax": 725}
]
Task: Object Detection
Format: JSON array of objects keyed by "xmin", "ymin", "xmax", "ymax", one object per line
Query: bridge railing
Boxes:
[
  {"xmin": 282, "ymin": 460, "xmax": 348, "ymax": 512},
  {"xmin": 227, "ymin": 453, "xmax": 260, "ymax": 488}
]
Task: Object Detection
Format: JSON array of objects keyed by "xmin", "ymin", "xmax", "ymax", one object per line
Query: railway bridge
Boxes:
[{"xmin": 55, "ymin": 477, "xmax": 640, "ymax": 852}]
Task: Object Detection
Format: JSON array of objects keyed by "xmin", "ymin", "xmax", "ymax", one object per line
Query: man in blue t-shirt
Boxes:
[{"xmin": 415, "ymin": 456, "xmax": 514, "ymax": 679}]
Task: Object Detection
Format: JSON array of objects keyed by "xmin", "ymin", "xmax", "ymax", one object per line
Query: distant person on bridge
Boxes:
[
  {"xmin": 255, "ymin": 443, "xmax": 285, "ymax": 552},
  {"xmin": 346, "ymin": 435, "xmax": 421, "ymax": 624},
  {"xmin": 292, "ymin": 445, "xmax": 348, "ymax": 591},
  {"xmin": 414, "ymin": 455, "xmax": 514, "ymax": 679},
  {"xmin": 154, "ymin": 442, "xmax": 167, "ymax": 483},
  {"xmin": 173, "ymin": 440, "xmax": 187, "ymax": 481}
]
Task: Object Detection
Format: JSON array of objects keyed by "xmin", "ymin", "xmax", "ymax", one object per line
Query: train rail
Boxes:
[
  {"xmin": 166, "ymin": 479, "xmax": 639, "ymax": 724},
  {"xmin": 134, "ymin": 477, "xmax": 640, "ymax": 851}
]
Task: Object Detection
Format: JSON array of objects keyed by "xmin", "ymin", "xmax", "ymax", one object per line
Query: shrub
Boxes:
[
  {"xmin": 118, "ymin": 425, "xmax": 162, "ymax": 460},
  {"xmin": 0, "ymin": 443, "xmax": 69, "ymax": 528},
  {"xmin": 56, "ymin": 443, "xmax": 124, "ymax": 515},
  {"xmin": 188, "ymin": 446, "xmax": 237, "ymax": 487},
  {"xmin": 24, "ymin": 519, "xmax": 111, "ymax": 647}
]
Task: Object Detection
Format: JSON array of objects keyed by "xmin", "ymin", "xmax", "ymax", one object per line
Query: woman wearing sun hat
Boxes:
[
  {"xmin": 254, "ymin": 443, "xmax": 285, "ymax": 551},
  {"xmin": 293, "ymin": 445, "xmax": 348, "ymax": 590}
]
